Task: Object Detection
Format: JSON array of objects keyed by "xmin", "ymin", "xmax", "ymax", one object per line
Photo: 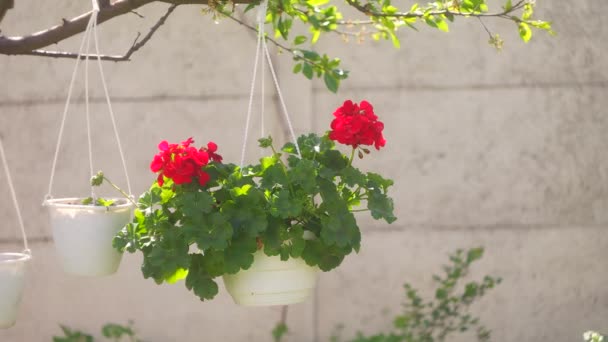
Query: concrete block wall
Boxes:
[{"xmin": 1, "ymin": 1, "xmax": 607, "ymax": 341}]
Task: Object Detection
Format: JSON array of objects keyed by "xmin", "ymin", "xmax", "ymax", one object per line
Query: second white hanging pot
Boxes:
[{"xmin": 223, "ymin": 249, "xmax": 319, "ymax": 306}]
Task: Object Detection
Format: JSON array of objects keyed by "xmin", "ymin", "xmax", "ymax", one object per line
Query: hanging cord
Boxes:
[
  {"xmin": 0, "ymin": 137, "xmax": 30, "ymax": 255},
  {"xmin": 92, "ymin": 17, "xmax": 133, "ymax": 197},
  {"xmin": 239, "ymin": 0, "xmax": 301, "ymax": 170},
  {"xmin": 260, "ymin": 40, "xmax": 266, "ymax": 150},
  {"xmin": 262, "ymin": 41, "xmax": 301, "ymax": 158},
  {"xmin": 45, "ymin": 15, "xmax": 96, "ymax": 200},
  {"xmin": 45, "ymin": 2, "xmax": 132, "ymax": 201},
  {"xmin": 84, "ymin": 14, "xmax": 96, "ymax": 200},
  {"xmin": 239, "ymin": 16, "xmax": 264, "ymax": 171}
]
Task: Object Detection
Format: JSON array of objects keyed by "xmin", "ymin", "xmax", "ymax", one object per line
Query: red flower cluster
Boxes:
[
  {"xmin": 150, "ymin": 138, "xmax": 222, "ymax": 186},
  {"xmin": 329, "ymin": 100, "xmax": 386, "ymax": 150}
]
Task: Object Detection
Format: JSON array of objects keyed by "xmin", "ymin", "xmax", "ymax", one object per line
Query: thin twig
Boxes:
[
  {"xmin": 477, "ymin": 17, "xmax": 492, "ymax": 39},
  {"xmin": 280, "ymin": 305, "xmax": 288, "ymax": 326},
  {"xmin": 21, "ymin": 4, "xmax": 178, "ymax": 62},
  {"xmin": 223, "ymin": 11, "xmax": 330, "ymax": 73},
  {"xmin": 345, "ymin": 0, "xmax": 526, "ymax": 19},
  {"xmin": 130, "ymin": 10, "xmax": 145, "ymax": 18}
]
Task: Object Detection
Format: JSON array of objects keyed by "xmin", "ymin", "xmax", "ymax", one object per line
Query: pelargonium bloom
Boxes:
[
  {"xmin": 150, "ymin": 138, "xmax": 220, "ymax": 186},
  {"xmin": 329, "ymin": 100, "xmax": 386, "ymax": 150}
]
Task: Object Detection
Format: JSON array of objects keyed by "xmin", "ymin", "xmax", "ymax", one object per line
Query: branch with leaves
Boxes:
[{"xmin": 0, "ymin": 0, "xmax": 552, "ymax": 92}]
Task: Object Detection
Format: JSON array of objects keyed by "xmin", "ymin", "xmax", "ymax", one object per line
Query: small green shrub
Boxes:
[
  {"xmin": 273, "ymin": 247, "xmax": 501, "ymax": 342},
  {"xmin": 52, "ymin": 322, "xmax": 140, "ymax": 342}
]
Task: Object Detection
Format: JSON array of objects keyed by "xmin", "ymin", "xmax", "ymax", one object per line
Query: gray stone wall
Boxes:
[{"xmin": 0, "ymin": 1, "xmax": 606, "ymax": 341}]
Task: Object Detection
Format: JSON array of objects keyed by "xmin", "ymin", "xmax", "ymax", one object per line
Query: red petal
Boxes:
[{"xmin": 158, "ymin": 141, "xmax": 169, "ymax": 151}]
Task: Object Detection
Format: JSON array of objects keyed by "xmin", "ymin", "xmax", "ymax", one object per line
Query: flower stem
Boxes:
[
  {"xmin": 348, "ymin": 148, "xmax": 356, "ymax": 166},
  {"xmin": 103, "ymin": 176, "xmax": 138, "ymax": 206}
]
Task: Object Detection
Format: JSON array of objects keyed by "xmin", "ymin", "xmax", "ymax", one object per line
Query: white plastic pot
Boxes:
[
  {"xmin": 223, "ymin": 250, "xmax": 318, "ymax": 306},
  {"xmin": 45, "ymin": 198, "xmax": 133, "ymax": 277},
  {"xmin": 0, "ymin": 252, "xmax": 31, "ymax": 329}
]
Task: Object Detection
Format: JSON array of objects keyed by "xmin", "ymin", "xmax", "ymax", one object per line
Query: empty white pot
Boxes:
[
  {"xmin": 45, "ymin": 198, "xmax": 133, "ymax": 277},
  {"xmin": 0, "ymin": 252, "xmax": 31, "ymax": 329},
  {"xmin": 223, "ymin": 250, "xmax": 318, "ymax": 306}
]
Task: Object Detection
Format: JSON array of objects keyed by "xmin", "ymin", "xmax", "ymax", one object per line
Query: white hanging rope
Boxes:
[
  {"xmin": 84, "ymin": 17, "xmax": 96, "ymax": 199},
  {"xmin": 240, "ymin": 0, "xmax": 302, "ymax": 169},
  {"xmin": 262, "ymin": 42, "xmax": 301, "ymax": 158},
  {"xmin": 239, "ymin": 23, "xmax": 263, "ymax": 170},
  {"xmin": 45, "ymin": 15, "xmax": 96, "ymax": 200},
  {"xmin": 45, "ymin": 4, "xmax": 132, "ymax": 201},
  {"xmin": 92, "ymin": 18, "xmax": 133, "ymax": 196},
  {"xmin": 260, "ymin": 42, "xmax": 266, "ymax": 144},
  {"xmin": 0, "ymin": 138, "xmax": 30, "ymax": 254}
]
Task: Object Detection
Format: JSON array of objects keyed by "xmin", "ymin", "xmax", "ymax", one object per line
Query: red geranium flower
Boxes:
[
  {"xmin": 202, "ymin": 141, "xmax": 223, "ymax": 163},
  {"xmin": 150, "ymin": 138, "xmax": 219, "ymax": 187},
  {"xmin": 329, "ymin": 100, "xmax": 386, "ymax": 150}
]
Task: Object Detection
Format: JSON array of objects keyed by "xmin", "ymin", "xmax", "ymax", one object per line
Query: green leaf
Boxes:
[
  {"xmin": 342, "ymin": 166, "xmax": 366, "ymax": 187},
  {"xmin": 138, "ymin": 186, "xmax": 162, "ymax": 209},
  {"xmin": 141, "ymin": 230, "xmax": 190, "ymax": 283},
  {"xmin": 302, "ymin": 63, "xmax": 314, "ymax": 79},
  {"xmin": 182, "ymin": 212, "xmax": 233, "ymax": 251},
  {"xmin": 271, "ymin": 189, "xmax": 303, "ymax": 219},
  {"xmin": 311, "ymin": 29, "xmax": 321, "ymax": 44},
  {"xmin": 53, "ymin": 326, "xmax": 93, "ymax": 342},
  {"xmin": 320, "ymin": 210, "xmax": 360, "ymax": 248},
  {"xmin": 301, "ymin": 239, "xmax": 345, "ymax": 271},
  {"xmin": 503, "ymin": 0, "xmax": 512, "ymax": 11},
  {"xmin": 289, "ymin": 158, "xmax": 317, "ymax": 193},
  {"xmin": 185, "ymin": 254, "xmax": 219, "ymax": 301},
  {"xmin": 102, "ymin": 323, "xmax": 134, "ymax": 339},
  {"xmin": 324, "ymin": 72, "xmax": 339, "ymax": 93},
  {"xmin": 258, "ymin": 136, "xmax": 273, "ymax": 148},
  {"xmin": 466, "ymin": 247, "xmax": 484, "ymax": 263},
  {"xmin": 367, "ymin": 172, "xmax": 394, "ymax": 192},
  {"xmin": 294, "ymin": 35, "xmax": 308, "ymax": 45},
  {"xmin": 90, "ymin": 171, "xmax": 104, "ymax": 186},
  {"xmin": 288, "ymin": 225, "xmax": 306, "ymax": 258},
  {"xmin": 223, "ymin": 235, "xmax": 258, "ymax": 274},
  {"xmin": 435, "ymin": 17, "xmax": 449, "ymax": 32},
  {"xmin": 222, "ymin": 200, "xmax": 268, "ymax": 237},
  {"xmin": 307, "ymin": 0, "xmax": 329, "ymax": 6},
  {"xmin": 272, "ymin": 322, "xmax": 289, "ymax": 342},
  {"xmin": 518, "ymin": 22, "xmax": 532, "ymax": 43},
  {"xmin": 293, "ymin": 63, "xmax": 303, "ymax": 74},
  {"xmin": 165, "ymin": 268, "xmax": 189, "ymax": 284},
  {"xmin": 260, "ymin": 163, "xmax": 289, "ymax": 189},
  {"xmin": 367, "ymin": 190, "xmax": 397, "ymax": 223},
  {"xmin": 95, "ymin": 198, "xmax": 115, "ymax": 207}
]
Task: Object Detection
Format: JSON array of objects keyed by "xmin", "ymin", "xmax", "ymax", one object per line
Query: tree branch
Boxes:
[
  {"xmin": 344, "ymin": 0, "xmax": 526, "ymax": 19},
  {"xmin": 19, "ymin": 4, "xmax": 178, "ymax": 61},
  {"xmin": 0, "ymin": 0, "xmax": 249, "ymax": 56}
]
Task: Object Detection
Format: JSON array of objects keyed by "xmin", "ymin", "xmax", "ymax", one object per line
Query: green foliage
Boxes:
[
  {"xmin": 81, "ymin": 197, "xmax": 116, "ymax": 207},
  {"xmin": 53, "ymin": 322, "xmax": 140, "ymax": 342},
  {"xmin": 584, "ymin": 331, "xmax": 605, "ymax": 342},
  {"xmin": 273, "ymin": 322, "xmax": 289, "ymax": 342},
  {"xmin": 213, "ymin": 0, "xmax": 552, "ymax": 92},
  {"xmin": 82, "ymin": 170, "xmax": 134, "ymax": 207},
  {"xmin": 114, "ymin": 133, "xmax": 395, "ymax": 302},
  {"xmin": 330, "ymin": 247, "xmax": 501, "ymax": 342}
]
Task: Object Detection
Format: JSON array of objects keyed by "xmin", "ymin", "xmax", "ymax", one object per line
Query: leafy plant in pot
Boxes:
[
  {"xmin": 114, "ymin": 100, "xmax": 396, "ymax": 306},
  {"xmin": 44, "ymin": 172, "xmax": 135, "ymax": 277}
]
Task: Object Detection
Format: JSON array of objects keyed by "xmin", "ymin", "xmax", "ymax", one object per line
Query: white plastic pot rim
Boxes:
[
  {"xmin": 43, "ymin": 197, "xmax": 133, "ymax": 212},
  {"xmin": 0, "ymin": 253, "xmax": 31, "ymax": 264}
]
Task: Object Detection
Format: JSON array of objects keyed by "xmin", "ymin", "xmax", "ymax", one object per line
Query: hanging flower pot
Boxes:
[
  {"xmin": 223, "ymin": 249, "xmax": 318, "ymax": 306},
  {"xmin": 114, "ymin": 101, "xmax": 396, "ymax": 306},
  {"xmin": 0, "ymin": 252, "xmax": 30, "ymax": 329},
  {"xmin": 45, "ymin": 198, "xmax": 133, "ymax": 276}
]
